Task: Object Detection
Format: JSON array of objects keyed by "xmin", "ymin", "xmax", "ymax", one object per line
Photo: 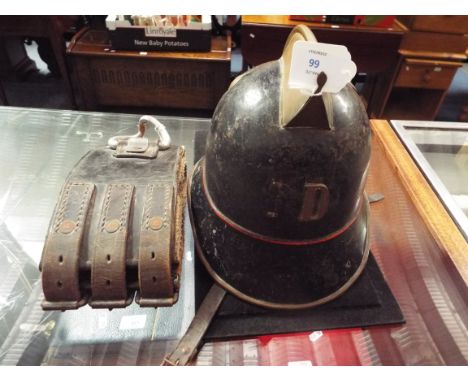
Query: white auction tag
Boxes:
[
  {"xmin": 288, "ymin": 40, "xmax": 357, "ymax": 96},
  {"xmin": 309, "ymin": 331, "xmax": 324, "ymax": 342},
  {"xmin": 119, "ymin": 314, "xmax": 147, "ymax": 330},
  {"xmin": 98, "ymin": 312, "xmax": 108, "ymax": 329}
]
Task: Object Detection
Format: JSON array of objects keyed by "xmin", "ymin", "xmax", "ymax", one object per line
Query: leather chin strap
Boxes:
[
  {"xmin": 162, "ymin": 284, "xmax": 226, "ymax": 366},
  {"xmin": 161, "ymin": 166, "xmax": 227, "ymax": 366}
]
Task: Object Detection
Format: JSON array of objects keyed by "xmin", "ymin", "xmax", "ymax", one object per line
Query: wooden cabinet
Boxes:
[
  {"xmin": 240, "ymin": 15, "xmax": 405, "ymax": 118},
  {"xmin": 67, "ymin": 28, "xmax": 231, "ymax": 112},
  {"xmin": 383, "ymin": 58, "xmax": 462, "ymax": 120},
  {"xmin": 0, "ymin": 16, "xmax": 81, "ymax": 107},
  {"xmin": 398, "ymin": 15, "xmax": 468, "ymax": 35},
  {"xmin": 400, "ymin": 31, "xmax": 468, "ymax": 55},
  {"xmin": 381, "ymin": 16, "xmax": 468, "ymax": 120},
  {"xmin": 394, "ymin": 58, "xmax": 461, "ymax": 90}
]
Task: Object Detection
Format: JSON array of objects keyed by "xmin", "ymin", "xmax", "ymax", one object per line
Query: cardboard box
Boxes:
[{"xmin": 106, "ymin": 15, "xmax": 212, "ymax": 52}]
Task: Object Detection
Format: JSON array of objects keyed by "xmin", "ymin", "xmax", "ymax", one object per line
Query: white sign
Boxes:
[
  {"xmin": 288, "ymin": 41, "xmax": 357, "ymax": 96},
  {"xmin": 119, "ymin": 315, "xmax": 147, "ymax": 330}
]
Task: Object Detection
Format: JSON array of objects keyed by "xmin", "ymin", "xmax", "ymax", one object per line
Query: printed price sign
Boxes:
[{"xmin": 288, "ymin": 41, "xmax": 357, "ymax": 96}]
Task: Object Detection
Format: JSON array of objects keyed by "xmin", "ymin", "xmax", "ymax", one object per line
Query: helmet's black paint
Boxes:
[
  {"xmin": 190, "ymin": 58, "xmax": 371, "ymax": 308},
  {"xmin": 205, "ymin": 60, "xmax": 370, "ymax": 240},
  {"xmin": 191, "ymin": 163, "xmax": 369, "ymax": 306}
]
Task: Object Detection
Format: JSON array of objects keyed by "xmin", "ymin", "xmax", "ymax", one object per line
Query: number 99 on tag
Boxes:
[{"xmin": 308, "ymin": 58, "xmax": 320, "ymax": 69}]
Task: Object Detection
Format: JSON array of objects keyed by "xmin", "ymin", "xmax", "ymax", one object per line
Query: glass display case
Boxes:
[
  {"xmin": 391, "ymin": 120, "xmax": 468, "ymax": 241},
  {"xmin": 0, "ymin": 107, "xmax": 466, "ymax": 366}
]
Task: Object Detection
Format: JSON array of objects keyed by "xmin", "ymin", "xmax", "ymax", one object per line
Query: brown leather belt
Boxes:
[
  {"xmin": 41, "ymin": 182, "xmax": 95, "ymax": 310},
  {"xmin": 162, "ymin": 284, "xmax": 226, "ymax": 366},
  {"xmin": 138, "ymin": 182, "xmax": 176, "ymax": 307},
  {"xmin": 90, "ymin": 183, "xmax": 134, "ymax": 308}
]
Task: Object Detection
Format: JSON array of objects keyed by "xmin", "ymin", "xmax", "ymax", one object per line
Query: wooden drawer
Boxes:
[
  {"xmin": 394, "ymin": 58, "xmax": 461, "ymax": 90},
  {"xmin": 398, "ymin": 16, "xmax": 468, "ymax": 35},
  {"xmin": 400, "ymin": 31, "xmax": 468, "ymax": 54}
]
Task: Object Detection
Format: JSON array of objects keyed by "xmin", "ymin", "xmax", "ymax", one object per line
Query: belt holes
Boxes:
[
  {"xmin": 58, "ymin": 255, "xmax": 63, "ymax": 264},
  {"xmin": 151, "ymin": 251, "xmax": 155, "ymax": 260},
  {"xmin": 152, "ymin": 276, "xmax": 157, "ymax": 283},
  {"xmin": 107, "ymin": 254, "xmax": 111, "ymax": 263},
  {"xmin": 57, "ymin": 280, "xmax": 63, "ymax": 288},
  {"xmin": 106, "ymin": 279, "xmax": 111, "ymax": 286}
]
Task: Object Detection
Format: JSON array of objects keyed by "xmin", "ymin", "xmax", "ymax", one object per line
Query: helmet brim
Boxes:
[{"xmin": 189, "ymin": 159, "xmax": 370, "ymax": 310}]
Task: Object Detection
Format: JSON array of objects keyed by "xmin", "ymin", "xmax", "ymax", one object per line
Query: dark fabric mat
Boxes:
[
  {"xmin": 195, "ymin": 252, "xmax": 404, "ymax": 341},
  {"xmin": 193, "ymin": 129, "xmax": 404, "ymax": 341}
]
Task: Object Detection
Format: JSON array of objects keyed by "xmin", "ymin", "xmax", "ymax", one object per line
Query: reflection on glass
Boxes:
[
  {"xmin": 406, "ymin": 127, "xmax": 468, "ymax": 217},
  {"xmin": 0, "ymin": 107, "xmax": 207, "ymax": 365},
  {"xmin": 391, "ymin": 120, "xmax": 468, "ymax": 241}
]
